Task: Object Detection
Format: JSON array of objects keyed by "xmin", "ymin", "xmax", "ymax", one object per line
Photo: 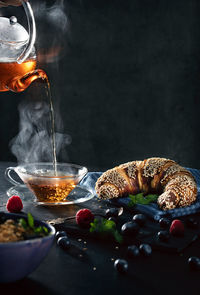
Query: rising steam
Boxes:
[
  {"xmin": 10, "ymin": 98, "xmax": 71, "ymax": 164},
  {"xmin": 33, "ymin": 0, "xmax": 70, "ymax": 63}
]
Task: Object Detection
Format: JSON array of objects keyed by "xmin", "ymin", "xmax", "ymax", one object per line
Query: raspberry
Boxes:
[
  {"xmin": 76, "ymin": 209, "xmax": 94, "ymax": 228},
  {"xmin": 6, "ymin": 195, "xmax": 23, "ymax": 213},
  {"xmin": 169, "ymin": 219, "xmax": 184, "ymax": 236}
]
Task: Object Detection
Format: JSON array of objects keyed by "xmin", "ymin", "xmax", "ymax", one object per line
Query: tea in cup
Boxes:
[{"xmin": 5, "ymin": 163, "xmax": 88, "ymax": 204}]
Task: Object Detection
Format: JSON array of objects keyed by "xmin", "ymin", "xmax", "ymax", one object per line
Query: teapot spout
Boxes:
[{"xmin": 9, "ymin": 69, "xmax": 48, "ymax": 92}]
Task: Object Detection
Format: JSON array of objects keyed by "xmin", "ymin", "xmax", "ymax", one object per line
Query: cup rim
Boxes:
[{"xmin": 15, "ymin": 162, "xmax": 88, "ymax": 179}]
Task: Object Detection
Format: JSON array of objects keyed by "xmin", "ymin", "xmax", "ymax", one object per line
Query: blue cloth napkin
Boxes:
[{"xmin": 80, "ymin": 168, "xmax": 200, "ymax": 220}]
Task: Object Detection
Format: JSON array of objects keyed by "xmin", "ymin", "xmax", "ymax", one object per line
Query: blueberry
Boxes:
[
  {"xmin": 121, "ymin": 221, "xmax": 139, "ymax": 236},
  {"xmin": 186, "ymin": 218, "xmax": 199, "ymax": 229},
  {"xmin": 114, "ymin": 259, "xmax": 128, "ymax": 273},
  {"xmin": 188, "ymin": 257, "xmax": 200, "ymax": 270},
  {"xmin": 57, "ymin": 237, "xmax": 71, "ymax": 250},
  {"xmin": 108, "ymin": 216, "xmax": 117, "ymax": 223},
  {"xmin": 139, "ymin": 244, "xmax": 152, "ymax": 257},
  {"xmin": 157, "ymin": 230, "xmax": 170, "ymax": 242},
  {"xmin": 127, "ymin": 245, "xmax": 140, "ymax": 258},
  {"xmin": 159, "ymin": 218, "xmax": 170, "ymax": 229},
  {"xmin": 55, "ymin": 231, "xmax": 68, "ymax": 240},
  {"xmin": 105, "ymin": 208, "xmax": 119, "ymax": 218},
  {"xmin": 132, "ymin": 214, "xmax": 146, "ymax": 226}
]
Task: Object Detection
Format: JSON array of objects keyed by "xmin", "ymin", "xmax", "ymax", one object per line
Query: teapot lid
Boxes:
[{"xmin": 0, "ymin": 16, "xmax": 29, "ymax": 44}]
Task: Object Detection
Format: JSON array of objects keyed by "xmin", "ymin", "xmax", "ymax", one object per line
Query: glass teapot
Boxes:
[{"xmin": 0, "ymin": 1, "xmax": 47, "ymax": 92}]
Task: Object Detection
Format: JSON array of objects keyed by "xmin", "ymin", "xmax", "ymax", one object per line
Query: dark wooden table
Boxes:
[{"xmin": 1, "ymin": 161, "xmax": 200, "ymax": 295}]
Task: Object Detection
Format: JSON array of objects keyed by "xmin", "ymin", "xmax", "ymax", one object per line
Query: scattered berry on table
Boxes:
[
  {"xmin": 132, "ymin": 214, "xmax": 146, "ymax": 226},
  {"xmin": 6, "ymin": 195, "xmax": 23, "ymax": 213},
  {"xmin": 169, "ymin": 219, "xmax": 184, "ymax": 236},
  {"xmin": 76, "ymin": 209, "xmax": 94, "ymax": 228},
  {"xmin": 157, "ymin": 230, "xmax": 170, "ymax": 242},
  {"xmin": 105, "ymin": 208, "xmax": 120, "ymax": 218},
  {"xmin": 57, "ymin": 237, "xmax": 71, "ymax": 250},
  {"xmin": 139, "ymin": 244, "xmax": 152, "ymax": 257},
  {"xmin": 114, "ymin": 259, "xmax": 128, "ymax": 273},
  {"xmin": 127, "ymin": 245, "xmax": 140, "ymax": 258},
  {"xmin": 121, "ymin": 221, "xmax": 139, "ymax": 236},
  {"xmin": 108, "ymin": 216, "xmax": 117, "ymax": 223},
  {"xmin": 55, "ymin": 231, "xmax": 68, "ymax": 240},
  {"xmin": 188, "ymin": 257, "xmax": 200, "ymax": 271},
  {"xmin": 159, "ymin": 218, "xmax": 170, "ymax": 229}
]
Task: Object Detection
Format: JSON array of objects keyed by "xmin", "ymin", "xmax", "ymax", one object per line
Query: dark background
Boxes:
[{"xmin": 0, "ymin": 0, "xmax": 200, "ymax": 171}]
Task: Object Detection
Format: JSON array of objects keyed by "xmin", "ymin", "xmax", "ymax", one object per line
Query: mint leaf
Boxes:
[
  {"xmin": 27, "ymin": 213, "xmax": 34, "ymax": 229},
  {"xmin": 18, "ymin": 213, "xmax": 49, "ymax": 237},
  {"xmin": 34, "ymin": 226, "xmax": 43, "ymax": 234},
  {"xmin": 145, "ymin": 194, "xmax": 159, "ymax": 202},
  {"xmin": 42, "ymin": 226, "xmax": 49, "ymax": 234},
  {"xmin": 33, "ymin": 225, "xmax": 49, "ymax": 236},
  {"xmin": 19, "ymin": 218, "xmax": 27, "ymax": 229},
  {"xmin": 128, "ymin": 193, "xmax": 158, "ymax": 207},
  {"xmin": 102, "ymin": 219, "xmax": 116, "ymax": 231},
  {"xmin": 90, "ymin": 218, "xmax": 122, "ymax": 243},
  {"xmin": 90, "ymin": 218, "xmax": 100, "ymax": 233}
]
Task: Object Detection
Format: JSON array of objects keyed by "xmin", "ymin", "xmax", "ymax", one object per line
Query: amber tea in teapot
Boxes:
[
  {"xmin": 0, "ymin": 59, "xmax": 36, "ymax": 92},
  {"xmin": 0, "ymin": 58, "xmax": 48, "ymax": 92},
  {"xmin": 0, "ymin": 3, "xmax": 48, "ymax": 92}
]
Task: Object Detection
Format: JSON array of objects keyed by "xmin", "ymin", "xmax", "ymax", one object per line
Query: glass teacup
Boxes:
[{"xmin": 5, "ymin": 163, "xmax": 88, "ymax": 204}]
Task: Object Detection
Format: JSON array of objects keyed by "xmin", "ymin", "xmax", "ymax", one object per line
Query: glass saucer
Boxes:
[{"xmin": 6, "ymin": 184, "xmax": 94, "ymax": 206}]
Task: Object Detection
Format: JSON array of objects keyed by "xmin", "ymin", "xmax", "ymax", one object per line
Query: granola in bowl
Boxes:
[
  {"xmin": 0, "ymin": 219, "xmax": 25, "ymax": 243},
  {"xmin": 0, "ymin": 212, "xmax": 49, "ymax": 243}
]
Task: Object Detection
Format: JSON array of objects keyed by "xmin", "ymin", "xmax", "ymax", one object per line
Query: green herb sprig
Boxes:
[
  {"xmin": 128, "ymin": 193, "xmax": 158, "ymax": 207},
  {"xmin": 90, "ymin": 218, "xmax": 123, "ymax": 243},
  {"xmin": 19, "ymin": 213, "xmax": 49, "ymax": 236}
]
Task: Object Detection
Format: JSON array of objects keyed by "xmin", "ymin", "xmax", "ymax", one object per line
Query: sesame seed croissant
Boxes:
[{"xmin": 95, "ymin": 157, "xmax": 197, "ymax": 210}]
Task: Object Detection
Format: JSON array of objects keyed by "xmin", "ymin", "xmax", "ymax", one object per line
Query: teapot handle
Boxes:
[{"xmin": 17, "ymin": 1, "xmax": 36, "ymax": 64}]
